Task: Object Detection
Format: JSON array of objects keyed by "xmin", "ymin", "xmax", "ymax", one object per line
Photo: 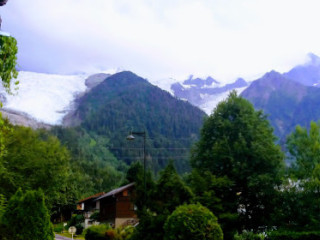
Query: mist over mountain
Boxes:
[{"xmin": 284, "ymin": 53, "xmax": 320, "ymax": 86}]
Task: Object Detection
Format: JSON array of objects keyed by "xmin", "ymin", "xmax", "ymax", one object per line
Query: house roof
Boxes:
[
  {"xmin": 78, "ymin": 192, "xmax": 105, "ymax": 204},
  {"xmin": 95, "ymin": 183, "xmax": 135, "ymax": 201}
]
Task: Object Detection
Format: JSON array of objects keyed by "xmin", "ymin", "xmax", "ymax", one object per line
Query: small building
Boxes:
[
  {"xmin": 77, "ymin": 192, "xmax": 105, "ymax": 228},
  {"xmin": 76, "ymin": 183, "xmax": 138, "ymax": 228},
  {"xmin": 95, "ymin": 183, "xmax": 138, "ymax": 228}
]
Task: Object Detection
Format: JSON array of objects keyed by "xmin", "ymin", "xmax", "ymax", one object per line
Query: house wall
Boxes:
[
  {"xmin": 116, "ymin": 195, "xmax": 136, "ymax": 218},
  {"xmin": 98, "ymin": 185, "xmax": 137, "ymax": 227},
  {"xmin": 100, "ymin": 197, "xmax": 116, "ymax": 224},
  {"xmin": 115, "ymin": 217, "xmax": 137, "ymax": 228}
]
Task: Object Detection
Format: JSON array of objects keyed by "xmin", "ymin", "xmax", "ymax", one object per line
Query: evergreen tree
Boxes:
[
  {"xmin": 152, "ymin": 161, "xmax": 194, "ymax": 214},
  {"xmin": 131, "ymin": 162, "xmax": 194, "ymax": 240},
  {"xmin": 191, "ymin": 91, "xmax": 285, "ymax": 233},
  {"xmin": 1, "ymin": 189, "xmax": 54, "ymax": 240}
]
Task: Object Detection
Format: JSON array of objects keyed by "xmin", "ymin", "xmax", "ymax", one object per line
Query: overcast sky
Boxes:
[{"xmin": 3, "ymin": 0, "xmax": 320, "ymax": 83}]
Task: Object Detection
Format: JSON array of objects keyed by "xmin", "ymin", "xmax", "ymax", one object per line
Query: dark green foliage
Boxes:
[
  {"xmin": 90, "ymin": 211, "xmax": 100, "ymax": 221},
  {"xmin": 191, "ymin": 91, "xmax": 285, "ymax": 233},
  {"xmin": 68, "ymin": 71, "xmax": 206, "ymax": 173},
  {"xmin": 0, "ymin": 36, "xmax": 19, "ymax": 92},
  {"xmin": 0, "ymin": 126, "xmax": 77, "ymax": 217},
  {"xmin": 125, "ymin": 161, "xmax": 143, "ymax": 183},
  {"xmin": 267, "ymin": 231, "xmax": 320, "ymax": 240},
  {"xmin": 125, "ymin": 161, "xmax": 156, "ymax": 213},
  {"xmin": 85, "ymin": 224, "xmax": 110, "ymax": 240},
  {"xmin": 234, "ymin": 231, "xmax": 265, "ymax": 240},
  {"xmin": 0, "ymin": 195, "xmax": 6, "ymax": 221},
  {"xmin": 164, "ymin": 203, "xmax": 223, "ymax": 240},
  {"xmin": 105, "ymin": 225, "xmax": 135, "ymax": 240},
  {"xmin": 187, "ymin": 170, "xmax": 237, "ymax": 239},
  {"xmin": 151, "ymin": 161, "xmax": 194, "ymax": 213},
  {"xmin": 130, "ymin": 210, "xmax": 167, "ymax": 240},
  {"xmin": 287, "ymin": 122, "xmax": 320, "ymax": 179},
  {"xmin": 53, "ymin": 222, "xmax": 64, "ymax": 233},
  {"xmin": 51, "ymin": 126, "xmax": 125, "ymax": 199},
  {"xmin": 1, "ymin": 189, "xmax": 54, "ymax": 240},
  {"xmin": 67, "ymin": 214, "xmax": 85, "ymax": 235},
  {"xmin": 0, "ymin": 116, "xmax": 11, "ymax": 179},
  {"xmin": 130, "ymin": 162, "xmax": 194, "ymax": 240},
  {"xmin": 278, "ymin": 122, "xmax": 320, "ymax": 230}
]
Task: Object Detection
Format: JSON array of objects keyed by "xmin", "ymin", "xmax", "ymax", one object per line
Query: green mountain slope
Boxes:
[
  {"xmin": 62, "ymin": 71, "xmax": 206, "ymax": 173},
  {"xmin": 241, "ymin": 70, "xmax": 320, "ymax": 143}
]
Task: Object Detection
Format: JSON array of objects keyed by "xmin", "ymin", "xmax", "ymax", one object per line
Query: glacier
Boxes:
[{"xmin": 0, "ymin": 71, "xmax": 89, "ymax": 125}]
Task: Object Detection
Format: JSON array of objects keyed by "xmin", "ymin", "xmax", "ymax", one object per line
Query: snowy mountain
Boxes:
[
  {"xmin": 0, "ymin": 71, "xmax": 89, "ymax": 125},
  {"xmin": 170, "ymin": 75, "xmax": 249, "ymax": 114},
  {"xmin": 5, "ymin": 53, "xmax": 320, "ymax": 128},
  {"xmin": 0, "ymin": 71, "xmax": 247, "ymax": 127}
]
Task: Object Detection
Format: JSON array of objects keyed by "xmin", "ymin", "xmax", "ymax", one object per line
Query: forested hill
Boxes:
[
  {"xmin": 241, "ymin": 70, "xmax": 320, "ymax": 143},
  {"xmin": 60, "ymin": 71, "xmax": 207, "ymax": 173}
]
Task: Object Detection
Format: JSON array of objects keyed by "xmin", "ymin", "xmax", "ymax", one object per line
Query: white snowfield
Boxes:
[
  {"xmin": 0, "ymin": 71, "xmax": 88, "ymax": 125},
  {"xmin": 199, "ymin": 86, "xmax": 248, "ymax": 115},
  {"xmin": 0, "ymin": 71, "xmax": 247, "ymax": 126}
]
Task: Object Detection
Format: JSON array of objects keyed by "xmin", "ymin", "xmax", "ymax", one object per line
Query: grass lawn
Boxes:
[{"xmin": 56, "ymin": 232, "xmax": 85, "ymax": 239}]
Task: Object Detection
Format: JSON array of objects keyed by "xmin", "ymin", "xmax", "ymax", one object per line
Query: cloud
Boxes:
[{"xmin": 3, "ymin": 0, "xmax": 320, "ymax": 82}]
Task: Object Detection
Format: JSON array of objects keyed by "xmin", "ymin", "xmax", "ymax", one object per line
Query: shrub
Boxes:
[
  {"xmin": 1, "ymin": 189, "xmax": 54, "ymax": 240},
  {"xmin": 234, "ymin": 230, "xmax": 265, "ymax": 240},
  {"xmin": 67, "ymin": 214, "xmax": 85, "ymax": 235},
  {"xmin": 85, "ymin": 224, "xmax": 110, "ymax": 240},
  {"xmin": 90, "ymin": 211, "xmax": 100, "ymax": 222},
  {"xmin": 105, "ymin": 225, "xmax": 135, "ymax": 240},
  {"xmin": 53, "ymin": 222, "xmax": 65, "ymax": 233},
  {"xmin": 267, "ymin": 230, "xmax": 320, "ymax": 240},
  {"xmin": 164, "ymin": 203, "xmax": 223, "ymax": 240}
]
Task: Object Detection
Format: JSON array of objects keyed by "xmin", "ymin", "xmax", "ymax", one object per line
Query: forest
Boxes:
[
  {"xmin": 2, "ymin": 90, "xmax": 320, "ymax": 240},
  {"xmin": 1, "ymin": 35, "xmax": 320, "ymax": 240}
]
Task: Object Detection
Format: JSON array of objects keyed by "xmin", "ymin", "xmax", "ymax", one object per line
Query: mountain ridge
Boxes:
[{"xmin": 241, "ymin": 68, "xmax": 320, "ymax": 142}]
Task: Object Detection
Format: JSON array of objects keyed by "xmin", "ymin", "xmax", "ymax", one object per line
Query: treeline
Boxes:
[
  {"xmin": 128, "ymin": 91, "xmax": 320, "ymax": 240},
  {"xmin": 2, "ymin": 89, "xmax": 320, "ymax": 239},
  {"xmin": 0, "ymin": 119, "xmax": 124, "ymax": 221}
]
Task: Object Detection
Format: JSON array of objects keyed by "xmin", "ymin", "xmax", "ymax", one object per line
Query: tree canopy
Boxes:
[
  {"xmin": 279, "ymin": 121, "xmax": 320, "ymax": 229},
  {"xmin": 191, "ymin": 91, "xmax": 285, "ymax": 233},
  {"xmin": 0, "ymin": 125, "xmax": 76, "ymax": 216}
]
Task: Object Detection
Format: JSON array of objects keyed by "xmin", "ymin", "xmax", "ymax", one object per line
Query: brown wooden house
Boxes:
[
  {"xmin": 94, "ymin": 183, "xmax": 137, "ymax": 227},
  {"xmin": 77, "ymin": 192, "xmax": 105, "ymax": 228}
]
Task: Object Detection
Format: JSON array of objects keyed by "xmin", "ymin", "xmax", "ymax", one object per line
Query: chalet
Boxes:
[
  {"xmin": 77, "ymin": 183, "xmax": 137, "ymax": 228},
  {"xmin": 95, "ymin": 183, "xmax": 137, "ymax": 228},
  {"xmin": 77, "ymin": 192, "xmax": 105, "ymax": 228}
]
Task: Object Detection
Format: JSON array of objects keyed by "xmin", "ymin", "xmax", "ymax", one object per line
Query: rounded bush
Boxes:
[
  {"xmin": 85, "ymin": 224, "xmax": 110, "ymax": 240},
  {"xmin": 164, "ymin": 203, "xmax": 223, "ymax": 240}
]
